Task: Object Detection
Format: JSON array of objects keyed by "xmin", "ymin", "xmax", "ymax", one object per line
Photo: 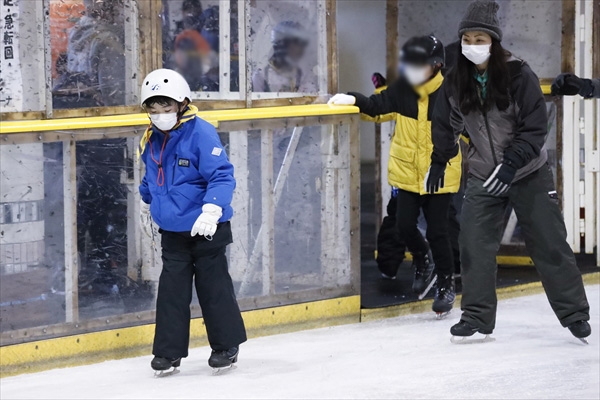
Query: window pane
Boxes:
[
  {"xmin": 1, "ymin": 143, "xmax": 65, "ymax": 331},
  {"xmin": 0, "ymin": 0, "xmax": 45, "ymax": 112},
  {"xmin": 50, "ymin": 0, "xmax": 131, "ymax": 109},
  {"xmin": 249, "ymin": 0, "xmax": 327, "ymax": 98},
  {"xmin": 162, "ymin": 0, "xmax": 240, "ymax": 93}
]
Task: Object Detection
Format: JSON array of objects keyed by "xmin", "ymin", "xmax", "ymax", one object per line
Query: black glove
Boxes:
[
  {"xmin": 425, "ymin": 162, "xmax": 446, "ymax": 194},
  {"xmin": 483, "ymin": 162, "xmax": 517, "ymax": 196},
  {"xmin": 371, "ymin": 73, "xmax": 387, "ymax": 89},
  {"xmin": 551, "ymin": 73, "xmax": 593, "ymax": 97}
]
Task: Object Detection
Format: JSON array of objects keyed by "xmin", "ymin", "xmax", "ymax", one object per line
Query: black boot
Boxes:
[
  {"xmin": 450, "ymin": 320, "xmax": 493, "ymax": 337},
  {"xmin": 208, "ymin": 346, "xmax": 239, "ymax": 368},
  {"xmin": 151, "ymin": 356, "xmax": 181, "ymax": 371},
  {"xmin": 432, "ymin": 274, "xmax": 456, "ymax": 313},
  {"xmin": 568, "ymin": 320, "xmax": 591, "ymax": 339},
  {"xmin": 411, "ymin": 249, "xmax": 435, "ymax": 294}
]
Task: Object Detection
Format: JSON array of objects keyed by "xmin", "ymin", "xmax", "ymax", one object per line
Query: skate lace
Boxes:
[{"xmin": 436, "ymin": 278, "xmax": 454, "ymax": 299}]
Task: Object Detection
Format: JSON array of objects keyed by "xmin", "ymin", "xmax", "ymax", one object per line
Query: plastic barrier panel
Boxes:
[{"xmin": 0, "ymin": 107, "xmax": 360, "ymax": 346}]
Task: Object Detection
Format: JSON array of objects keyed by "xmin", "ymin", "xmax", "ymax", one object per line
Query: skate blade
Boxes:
[
  {"xmin": 154, "ymin": 367, "xmax": 180, "ymax": 378},
  {"xmin": 212, "ymin": 364, "xmax": 237, "ymax": 375},
  {"xmin": 417, "ymin": 274, "xmax": 438, "ymax": 300},
  {"xmin": 435, "ymin": 311, "xmax": 451, "ymax": 320},
  {"xmin": 450, "ymin": 334, "xmax": 495, "ymax": 345},
  {"xmin": 577, "ymin": 337, "xmax": 589, "ymax": 345}
]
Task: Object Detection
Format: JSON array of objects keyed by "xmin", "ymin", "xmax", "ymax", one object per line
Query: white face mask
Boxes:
[
  {"xmin": 461, "ymin": 44, "xmax": 491, "ymax": 65},
  {"xmin": 150, "ymin": 112, "xmax": 178, "ymax": 131},
  {"xmin": 403, "ymin": 65, "xmax": 431, "ymax": 86}
]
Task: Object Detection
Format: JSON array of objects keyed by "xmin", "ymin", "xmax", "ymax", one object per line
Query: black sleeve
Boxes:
[
  {"xmin": 592, "ymin": 78, "xmax": 600, "ymax": 98},
  {"xmin": 348, "ymin": 80, "xmax": 405, "ymax": 117},
  {"xmin": 431, "ymin": 81, "xmax": 462, "ymax": 164},
  {"xmin": 503, "ymin": 64, "xmax": 548, "ymax": 169}
]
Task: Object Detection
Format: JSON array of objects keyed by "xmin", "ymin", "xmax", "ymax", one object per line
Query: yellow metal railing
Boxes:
[
  {"xmin": 541, "ymin": 84, "xmax": 551, "ymax": 95},
  {"xmin": 0, "ymin": 85, "xmax": 554, "ymax": 134},
  {"xmin": 0, "ymin": 105, "xmax": 359, "ymax": 134}
]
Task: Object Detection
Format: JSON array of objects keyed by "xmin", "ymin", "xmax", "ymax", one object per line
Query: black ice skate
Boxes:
[
  {"xmin": 151, "ymin": 356, "xmax": 181, "ymax": 377},
  {"xmin": 412, "ymin": 249, "xmax": 436, "ymax": 300},
  {"xmin": 450, "ymin": 320, "xmax": 495, "ymax": 344},
  {"xmin": 209, "ymin": 347, "xmax": 239, "ymax": 374},
  {"xmin": 432, "ymin": 274, "xmax": 455, "ymax": 319},
  {"xmin": 567, "ymin": 320, "xmax": 591, "ymax": 344}
]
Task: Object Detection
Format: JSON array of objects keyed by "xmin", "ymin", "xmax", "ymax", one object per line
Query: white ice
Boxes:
[{"xmin": 2, "ymin": 285, "xmax": 599, "ymax": 400}]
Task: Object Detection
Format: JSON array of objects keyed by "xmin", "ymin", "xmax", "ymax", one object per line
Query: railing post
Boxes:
[{"xmin": 62, "ymin": 140, "xmax": 79, "ymax": 323}]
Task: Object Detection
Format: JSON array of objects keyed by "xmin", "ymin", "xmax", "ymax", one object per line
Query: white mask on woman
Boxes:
[
  {"xmin": 403, "ymin": 65, "xmax": 431, "ymax": 86},
  {"xmin": 461, "ymin": 44, "xmax": 491, "ymax": 65},
  {"xmin": 150, "ymin": 113, "xmax": 178, "ymax": 131}
]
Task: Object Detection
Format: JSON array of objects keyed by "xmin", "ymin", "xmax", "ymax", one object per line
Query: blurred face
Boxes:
[
  {"xmin": 286, "ymin": 39, "xmax": 307, "ymax": 63},
  {"xmin": 400, "ymin": 62, "xmax": 435, "ymax": 86}
]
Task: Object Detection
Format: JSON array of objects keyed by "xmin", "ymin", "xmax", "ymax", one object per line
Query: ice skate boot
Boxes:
[
  {"xmin": 380, "ymin": 272, "xmax": 397, "ymax": 280},
  {"xmin": 209, "ymin": 346, "xmax": 239, "ymax": 374},
  {"xmin": 151, "ymin": 356, "xmax": 181, "ymax": 377},
  {"xmin": 450, "ymin": 320, "xmax": 495, "ymax": 344},
  {"xmin": 567, "ymin": 320, "xmax": 591, "ymax": 344},
  {"xmin": 432, "ymin": 274, "xmax": 455, "ymax": 319},
  {"xmin": 412, "ymin": 249, "xmax": 436, "ymax": 299}
]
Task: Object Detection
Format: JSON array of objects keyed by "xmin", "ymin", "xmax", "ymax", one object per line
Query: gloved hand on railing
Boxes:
[
  {"xmin": 191, "ymin": 204, "xmax": 222, "ymax": 238},
  {"xmin": 140, "ymin": 200, "xmax": 153, "ymax": 238},
  {"xmin": 551, "ymin": 73, "xmax": 594, "ymax": 98},
  {"xmin": 327, "ymin": 93, "xmax": 356, "ymax": 106}
]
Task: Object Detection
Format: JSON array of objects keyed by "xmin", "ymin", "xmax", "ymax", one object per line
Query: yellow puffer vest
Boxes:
[{"xmin": 386, "ymin": 73, "xmax": 461, "ymax": 194}]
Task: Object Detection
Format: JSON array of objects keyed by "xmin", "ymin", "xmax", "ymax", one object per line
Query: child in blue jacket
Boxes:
[{"xmin": 138, "ymin": 69, "xmax": 246, "ymax": 374}]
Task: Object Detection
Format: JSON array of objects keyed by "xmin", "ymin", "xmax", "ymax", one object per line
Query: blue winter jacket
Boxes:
[{"xmin": 139, "ymin": 108, "xmax": 235, "ymax": 232}]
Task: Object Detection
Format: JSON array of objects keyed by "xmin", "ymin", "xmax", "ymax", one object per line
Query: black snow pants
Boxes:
[
  {"xmin": 153, "ymin": 222, "xmax": 247, "ymax": 359},
  {"xmin": 377, "ymin": 193, "xmax": 461, "ymax": 277},
  {"xmin": 395, "ymin": 189, "xmax": 455, "ymax": 277},
  {"xmin": 459, "ymin": 164, "xmax": 590, "ymax": 331}
]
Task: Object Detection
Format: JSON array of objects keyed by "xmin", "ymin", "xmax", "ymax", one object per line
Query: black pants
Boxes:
[
  {"xmin": 377, "ymin": 194, "xmax": 462, "ymax": 276},
  {"xmin": 395, "ymin": 190, "xmax": 454, "ymax": 277},
  {"xmin": 460, "ymin": 165, "xmax": 590, "ymax": 331},
  {"xmin": 153, "ymin": 222, "xmax": 247, "ymax": 359}
]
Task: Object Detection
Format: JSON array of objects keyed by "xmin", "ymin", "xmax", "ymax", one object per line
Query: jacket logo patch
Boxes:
[
  {"xmin": 178, "ymin": 158, "xmax": 190, "ymax": 167},
  {"xmin": 211, "ymin": 147, "xmax": 223, "ymax": 156}
]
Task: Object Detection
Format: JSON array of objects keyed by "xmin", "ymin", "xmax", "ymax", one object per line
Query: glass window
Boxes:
[
  {"xmin": 249, "ymin": 0, "xmax": 327, "ymax": 98},
  {"xmin": 0, "ymin": 0, "xmax": 45, "ymax": 112},
  {"xmin": 161, "ymin": 0, "xmax": 241, "ymax": 98},
  {"xmin": 50, "ymin": 0, "xmax": 135, "ymax": 109}
]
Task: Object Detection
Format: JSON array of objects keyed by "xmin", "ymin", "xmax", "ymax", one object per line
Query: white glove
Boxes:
[
  {"xmin": 191, "ymin": 204, "xmax": 222, "ymax": 238},
  {"xmin": 327, "ymin": 93, "xmax": 356, "ymax": 106},
  {"xmin": 140, "ymin": 200, "xmax": 153, "ymax": 238}
]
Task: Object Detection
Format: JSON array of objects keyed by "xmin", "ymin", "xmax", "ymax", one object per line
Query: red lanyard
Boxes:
[{"xmin": 148, "ymin": 132, "xmax": 168, "ymax": 186}]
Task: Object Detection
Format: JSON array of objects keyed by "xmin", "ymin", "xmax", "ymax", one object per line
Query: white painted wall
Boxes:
[{"xmin": 336, "ymin": 0, "xmax": 387, "ymax": 162}]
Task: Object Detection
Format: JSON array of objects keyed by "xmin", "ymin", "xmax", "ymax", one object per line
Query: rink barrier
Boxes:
[
  {"xmin": 0, "ymin": 104, "xmax": 359, "ymax": 134},
  {"xmin": 360, "ymin": 272, "xmax": 599, "ymax": 322},
  {"xmin": 0, "ymin": 295, "xmax": 360, "ymax": 378}
]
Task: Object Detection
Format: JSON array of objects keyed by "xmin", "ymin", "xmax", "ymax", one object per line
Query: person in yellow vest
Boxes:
[{"xmin": 329, "ymin": 35, "xmax": 461, "ymax": 315}]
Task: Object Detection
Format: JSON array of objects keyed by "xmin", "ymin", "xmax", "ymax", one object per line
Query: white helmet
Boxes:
[{"xmin": 140, "ymin": 68, "xmax": 192, "ymax": 106}]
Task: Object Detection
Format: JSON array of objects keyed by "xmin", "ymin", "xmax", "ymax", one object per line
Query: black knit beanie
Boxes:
[{"xmin": 458, "ymin": 0, "xmax": 502, "ymax": 41}]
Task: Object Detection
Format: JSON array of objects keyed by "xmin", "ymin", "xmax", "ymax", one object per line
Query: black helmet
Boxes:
[{"xmin": 400, "ymin": 35, "xmax": 445, "ymax": 67}]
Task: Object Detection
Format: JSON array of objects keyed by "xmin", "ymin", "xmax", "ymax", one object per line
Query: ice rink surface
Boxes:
[{"xmin": 2, "ymin": 285, "xmax": 599, "ymax": 400}]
